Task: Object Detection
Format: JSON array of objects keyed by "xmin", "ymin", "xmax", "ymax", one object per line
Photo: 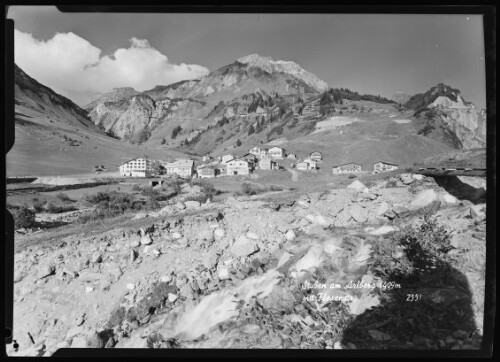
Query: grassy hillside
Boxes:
[{"xmin": 8, "ymin": 107, "xmax": 189, "ymax": 177}]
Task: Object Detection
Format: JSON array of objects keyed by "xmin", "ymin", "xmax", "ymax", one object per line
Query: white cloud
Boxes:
[{"xmin": 14, "ymin": 29, "xmax": 209, "ymax": 106}]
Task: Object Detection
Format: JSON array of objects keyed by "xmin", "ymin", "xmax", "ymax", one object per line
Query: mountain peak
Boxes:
[{"xmin": 237, "ymin": 53, "xmax": 328, "ymax": 92}]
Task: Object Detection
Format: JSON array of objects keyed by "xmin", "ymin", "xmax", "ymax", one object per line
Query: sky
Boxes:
[{"xmin": 8, "ymin": 7, "xmax": 487, "ymax": 108}]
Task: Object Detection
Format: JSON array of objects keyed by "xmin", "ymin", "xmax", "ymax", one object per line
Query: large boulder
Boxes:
[
  {"xmin": 400, "ymin": 173, "xmax": 414, "ymax": 185},
  {"xmin": 347, "ymin": 180, "xmax": 369, "ymax": 193},
  {"xmin": 348, "ymin": 204, "xmax": 368, "ymax": 223},
  {"xmin": 230, "ymin": 235, "xmax": 259, "ymax": 257},
  {"xmin": 140, "ymin": 235, "xmax": 153, "ymax": 245},
  {"xmin": 305, "ymin": 214, "xmax": 333, "ymax": 228},
  {"xmin": 439, "ymin": 191, "xmax": 459, "ymax": 206},
  {"xmin": 409, "ymin": 189, "xmax": 439, "ymax": 209},
  {"xmin": 375, "ymin": 201, "xmax": 390, "ymax": 216}
]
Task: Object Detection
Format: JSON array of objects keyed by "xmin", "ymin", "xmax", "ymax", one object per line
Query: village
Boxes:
[{"xmin": 119, "ymin": 145, "xmax": 399, "ymax": 181}]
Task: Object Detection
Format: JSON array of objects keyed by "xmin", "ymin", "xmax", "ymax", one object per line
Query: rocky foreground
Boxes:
[{"xmin": 9, "ymin": 174, "xmax": 486, "ymax": 355}]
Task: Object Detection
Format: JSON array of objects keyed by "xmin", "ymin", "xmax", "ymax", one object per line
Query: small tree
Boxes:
[
  {"xmin": 171, "ymin": 125, "xmax": 182, "ymax": 139},
  {"xmin": 236, "ymin": 139, "xmax": 242, "ymax": 147},
  {"xmin": 248, "ymin": 124, "xmax": 255, "ymax": 135},
  {"xmin": 12, "ymin": 206, "xmax": 36, "ymax": 229}
]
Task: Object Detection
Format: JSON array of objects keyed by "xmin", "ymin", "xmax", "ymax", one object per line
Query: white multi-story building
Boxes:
[
  {"xmin": 259, "ymin": 158, "xmax": 277, "ymax": 170},
  {"xmin": 268, "ymin": 147, "xmax": 285, "ymax": 159},
  {"xmin": 226, "ymin": 159, "xmax": 250, "ymax": 176},
  {"xmin": 332, "ymin": 162, "xmax": 362, "ymax": 174},
  {"xmin": 373, "ymin": 161, "xmax": 398, "ymax": 173},
  {"xmin": 164, "ymin": 159, "xmax": 194, "ymax": 178},
  {"xmin": 119, "ymin": 157, "xmax": 154, "ymax": 177}
]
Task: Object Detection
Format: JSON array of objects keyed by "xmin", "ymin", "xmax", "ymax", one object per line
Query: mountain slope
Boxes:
[
  {"xmin": 9, "ymin": 64, "xmax": 188, "ymax": 177},
  {"xmin": 14, "ymin": 64, "xmax": 102, "ymax": 132}
]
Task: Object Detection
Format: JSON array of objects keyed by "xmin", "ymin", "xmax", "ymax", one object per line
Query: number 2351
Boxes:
[{"xmin": 406, "ymin": 294, "xmax": 422, "ymax": 302}]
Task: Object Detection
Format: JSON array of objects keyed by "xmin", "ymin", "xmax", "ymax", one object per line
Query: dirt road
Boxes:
[{"xmin": 288, "ymin": 168, "xmax": 298, "ymax": 182}]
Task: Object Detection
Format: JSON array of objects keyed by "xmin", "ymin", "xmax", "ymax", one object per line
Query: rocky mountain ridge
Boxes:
[
  {"xmin": 404, "ymin": 83, "xmax": 486, "ymax": 149},
  {"xmin": 83, "ymin": 54, "xmax": 327, "ymax": 144}
]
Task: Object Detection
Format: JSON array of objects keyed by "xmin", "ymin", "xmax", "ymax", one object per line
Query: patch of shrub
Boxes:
[
  {"xmin": 183, "ymin": 194, "xmax": 210, "ymax": 204},
  {"xmin": 10, "ymin": 205, "xmax": 36, "ymax": 229},
  {"xmin": 56, "ymin": 192, "xmax": 75, "ymax": 203},
  {"xmin": 32, "ymin": 197, "xmax": 47, "ymax": 212},
  {"xmin": 171, "ymin": 125, "xmax": 182, "ymax": 139},
  {"xmin": 370, "ymin": 214, "xmax": 454, "ymax": 283},
  {"xmin": 132, "ymin": 184, "xmax": 141, "ymax": 191},
  {"xmin": 46, "ymin": 202, "xmax": 78, "ymax": 213}
]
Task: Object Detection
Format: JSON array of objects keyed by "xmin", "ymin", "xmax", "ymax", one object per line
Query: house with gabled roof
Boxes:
[
  {"xmin": 164, "ymin": 159, "xmax": 194, "ymax": 178},
  {"xmin": 332, "ymin": 162, "xmax": 362, "ymax": 174},
  {"xmin": 373, "ymin": 161, "xmax": 398, "ymax": 173},
  {"xmin": 269, "ymin": 146, "xmax": 285, "ymax": 159},
  {"xmin": 310, "ymin": 151, "xmax": 323, "ymax": 162},
  {"xmin": 226, "ymin": 159, "xmax": 251, "ymax": 176}
]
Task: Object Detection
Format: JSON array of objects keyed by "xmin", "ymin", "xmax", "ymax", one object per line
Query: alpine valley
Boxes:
[{"xmin": 10, "ymin": 54, "xmax": 486, "ymax": 176}]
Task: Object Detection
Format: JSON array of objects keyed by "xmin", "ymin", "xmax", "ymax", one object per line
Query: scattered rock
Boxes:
[
  {"xmin": 71, "ymin": 336, "xmax": 87, "ymax": 348},
  {"xmin": 347, "ymin": 180, "xmax": 369, "ymax": 193},
  {"xmin": 213, "ymin": 228, "xmax": 226, "ymax": 240},
  {"xmin": 305, "ymin": 214, "xmax": 333, "ymax": 228},
  {"xmin": 204, "ymin": 249, "xmax": 220, "ymax": 270},
  {"xmin": 86, "ymin": 332, "xmax": 105, "ymax": 348},
  {"xmin": 277, "ymin": 252, "xmax": 293, "ymax": 268},
  {"xmin": 392, "ymin": 205, "xmax": 410, "ymax": 218},
  {"xmin": 140, "ymin": 235, "xmax": 153, "ymax": 245},
  {"xmin": 126, "ymin": 283, "xmax": 135, "ymax": 290},
  {"xmin": 348, "ymin": 204, "xmax": 368, "ymax": 223},
  {"xmin": 38, "ymin": 264, "xmax": 55, "ymax": 279},
  {"xmin": 168, "ymin": 293, "xmax": 178, "ymax": 303},
  {"xmin": 185, "ymin": 201, "xmax": 201, "ymax": 209},
  {"xmin": 230, "ymin": 235, "xmax": 259, "ymax": 257},
  {"xmin": 176, "ymin": 201, "xmax": 186, "ymax": 210},
  {"xmin": 85, "ymin": 286, "xmax": 94, "ymax": 293},
  {"xmin": 91, "ymin": 252, "xmax": 102, "ymax": 264},
  {"xmin": 400, "ymin": 173, "xmax": 414, "ymax": 185},
  {"xmin": 218, "ymin": 266, "xmax": 232, "ymax": 280},
  {"xmin": 439, "ymin": 192, "xmax": 459, "ymax": 206},
  {"xmin": 171, "ymin": 232, "xmax": 182, "ymax": 240},
  {"xmin": 410, "ymin": 189, "xmax": 439, "ymax": 209},
  {"xmin": 376, "ymin": 202, "xmax": 390, "ymax": 216},
  {"xmin": 246, "ymin": 231, "xmax": 259, "ymax": 240},
  {"xmin": 285, "ymin": 230, "xmax": 296, "ymax": 241}
]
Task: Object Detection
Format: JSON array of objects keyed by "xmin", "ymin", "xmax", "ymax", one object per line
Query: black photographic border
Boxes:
[{"xmin": 3, "ymin": 3, "xmax": 496, "ymax": 358}]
